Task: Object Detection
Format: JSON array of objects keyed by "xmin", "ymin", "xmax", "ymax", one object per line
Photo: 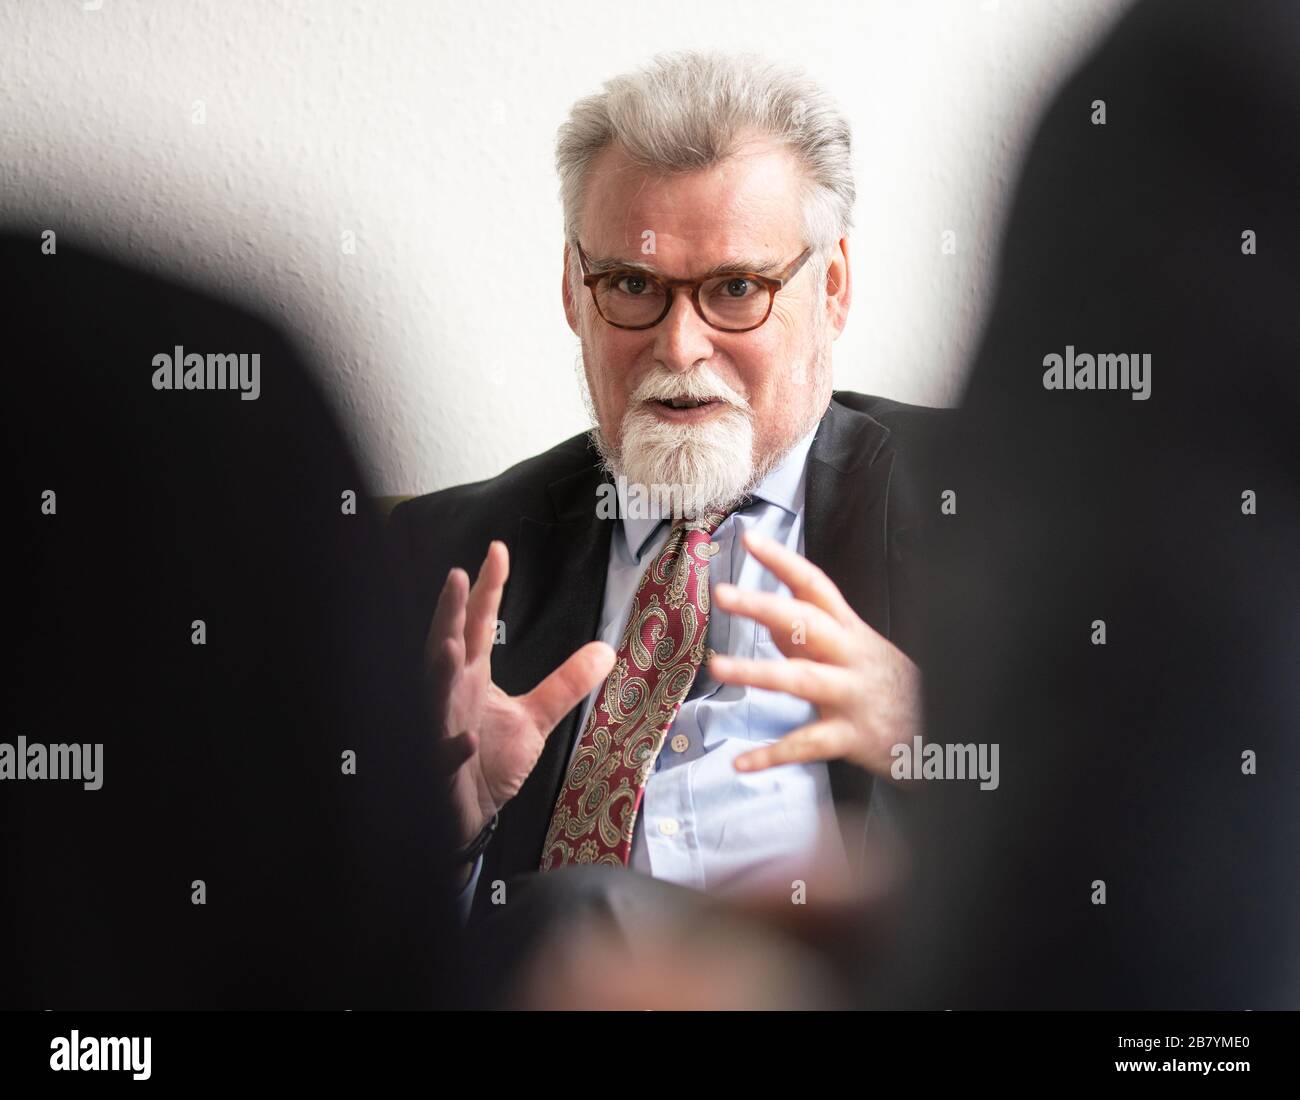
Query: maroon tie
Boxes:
[{"xmin": 539, "ymin": 509, "xmax": 729, "ymax": 871}]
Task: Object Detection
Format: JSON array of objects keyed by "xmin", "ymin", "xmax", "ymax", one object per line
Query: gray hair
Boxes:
[{"xmin": 556, "ymin": 51, "xmax": 854, "ymax": 273}]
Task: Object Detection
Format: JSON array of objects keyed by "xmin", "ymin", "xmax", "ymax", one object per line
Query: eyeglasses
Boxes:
[{"xmin": 574, "ymin": 241, "xmax": 814, "ymax": 333}]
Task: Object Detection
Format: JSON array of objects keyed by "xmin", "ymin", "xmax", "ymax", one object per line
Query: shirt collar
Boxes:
[{"xmin": 618, "ymin": 424, "xmax": 819, "ymax": 562}]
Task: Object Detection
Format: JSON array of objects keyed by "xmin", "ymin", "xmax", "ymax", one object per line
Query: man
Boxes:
[{"xmin": 389, "ymin": 52, "xmax": 948, "ymax": 932}]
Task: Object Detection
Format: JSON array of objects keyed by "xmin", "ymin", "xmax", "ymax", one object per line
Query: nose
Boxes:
[{"xmin": 652, "ymin": 287, "xmax": 716, "ymax": 373}]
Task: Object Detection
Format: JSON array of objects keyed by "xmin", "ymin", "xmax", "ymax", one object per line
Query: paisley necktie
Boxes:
[{"xmin": 539, "ymin": 508, "xmax": 730, "ymax": 871}]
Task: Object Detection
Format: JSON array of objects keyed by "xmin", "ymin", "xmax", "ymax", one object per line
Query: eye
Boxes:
[
  {"xmin": 719, "ymin": 277, "xmax": 756, "ymax": 298},
  {"xmin": 612, "ymin": 273, "xmax": 653, "ymax": 296}
]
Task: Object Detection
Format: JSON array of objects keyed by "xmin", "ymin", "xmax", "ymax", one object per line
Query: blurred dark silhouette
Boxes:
[
  {"xmin": 860, "ymin": 0, "xmax": 1300, "ymax": 1008},
  {"xmin": 0, "ymin": 231, "xmax": 463, "ymax": 1009}
]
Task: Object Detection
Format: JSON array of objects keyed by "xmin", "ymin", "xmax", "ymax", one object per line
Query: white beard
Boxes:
[{"xmin": 584, "ymin": 362, "xmax": 785, "ymax": 520}]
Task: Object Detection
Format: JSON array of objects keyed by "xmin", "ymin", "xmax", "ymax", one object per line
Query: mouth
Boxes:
[{"xmin": 649, "ymin": 395, "xmax": 725, "ymax": 420}]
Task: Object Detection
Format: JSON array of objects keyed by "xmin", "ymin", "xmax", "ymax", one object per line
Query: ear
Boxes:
[
  {"xmin": 562, "ymin": 243, "xmax": 580, "ymax": 335},
  {"xmin": 824, "ymin": 237, "xmax": 852, "ymax": 339}
]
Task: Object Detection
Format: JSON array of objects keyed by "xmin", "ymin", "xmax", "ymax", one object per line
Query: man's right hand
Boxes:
[{"xmin": 425, "ymin": 540, "xmax": 616, "ymax": 884}]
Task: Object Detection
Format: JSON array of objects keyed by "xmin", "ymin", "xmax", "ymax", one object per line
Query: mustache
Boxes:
[{"xmin": 629, "ymin": 367, "xmax": 750, "ymax": 410}]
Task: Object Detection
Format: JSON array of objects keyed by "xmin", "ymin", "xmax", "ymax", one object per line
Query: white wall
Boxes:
[{"xmin": 0, "ymin": 0, "xmax": 1131, "ymax": 494}]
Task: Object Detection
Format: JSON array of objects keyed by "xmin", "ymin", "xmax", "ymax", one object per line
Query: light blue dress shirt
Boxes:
[{"xmin": 456, "ymin": 425, "xmax": 848, "ymax": 922}]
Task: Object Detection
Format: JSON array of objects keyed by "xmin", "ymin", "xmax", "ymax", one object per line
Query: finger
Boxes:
[
  {"xmin": 708, "ymin": 654, "xmax": 856, "ymax": 709},
  {"xmin": 464, "ymin": 540, "xmax": 509, "ymax": 666},
  {"xmin": 733, "ymin": 719, "xmax": 857, "ymax": 772},
  {"xmin": 712, "ymin": 583, "xmax": 852, "ymax": 664},
  {"xmin": 740, "ymin": 529, "xmax": 860, "ymax": 630},
  {"xmin": 520, "ymin": 641, "xmax": 616, "ymax": 735},
  {"xmin": 425, "ymin": 567, "xmax": 469, "ymax": 669},
  {"xmin": 427, "ymin": 635, "xmax": 463, "ymax": 730}
]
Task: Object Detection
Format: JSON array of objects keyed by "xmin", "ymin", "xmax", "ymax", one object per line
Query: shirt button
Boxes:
[
  {"xmin": 708, "ymin": 541, "xmax": 720, "ymax": 554},
  {"xmin": 670, "ymin": 733, "xmax": 689, "ymax": 753},
  {"xmin": 658, "ymin": 818, "xmax": 680, "ymax": 837}
]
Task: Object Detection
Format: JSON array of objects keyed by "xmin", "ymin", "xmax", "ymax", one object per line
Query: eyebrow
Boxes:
[{"xmin": 583, "ymin": 253, "xmax": 785, "ymax": 279}]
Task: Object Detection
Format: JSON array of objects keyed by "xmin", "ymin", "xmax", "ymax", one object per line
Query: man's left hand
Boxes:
[{"xmin": 708, "ymin": 528, "xmax": 921, "ymax": 778}]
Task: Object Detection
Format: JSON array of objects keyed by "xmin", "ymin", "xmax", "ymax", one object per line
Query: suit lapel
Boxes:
[
  {"xmin": 803, "ymin": 396, "xmax": 895, "ymax": 872},
  {"xmin": 483, "ymin": 462, "xmax": 614, "ymax": 888}
]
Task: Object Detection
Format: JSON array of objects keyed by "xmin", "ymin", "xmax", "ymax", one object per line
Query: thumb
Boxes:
[{"xmin": 520, "ymin": 641, "xmax": 616, "ymax": 736}]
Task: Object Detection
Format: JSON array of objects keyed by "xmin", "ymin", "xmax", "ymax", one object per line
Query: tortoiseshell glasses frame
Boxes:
[{"xmin": 574, "ymin": 241, "xmax": 815, "ymax": 333}]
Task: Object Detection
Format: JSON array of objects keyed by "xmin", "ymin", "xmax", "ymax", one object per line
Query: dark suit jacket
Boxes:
[{"xmin": 389, "ymin": 391, "xmax": 949, "ymax": 923}]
